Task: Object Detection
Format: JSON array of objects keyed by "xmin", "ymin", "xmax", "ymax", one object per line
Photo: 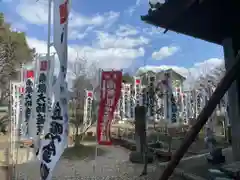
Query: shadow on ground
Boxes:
[{"xmin": 62, "ymin": 144, "xmax": 108, "ymax": 161}]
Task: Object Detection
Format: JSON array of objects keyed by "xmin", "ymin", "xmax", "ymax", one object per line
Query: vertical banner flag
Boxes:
[
  {"xmin": 46, "ymin": 55, "xmax": 55, "ymax": 129},
  {"xmin": 164, "ymin": 71, "xmax": 177, "ymax": 123},
  {"xmin": 124, "ymin": 84, "xmax": 131, "ymax": 120},
  {"xmin": 10, "ymin": 82, "xmax": 21, "ymax": 131},
  {"xmin": 45, "ymin": 55, "xmax": 55, "ymax": 133},
  {"xmin": 148, "ymin": 75, "xmax": 156, "ymax": 120},
  {"xmin": 155, "ymin": 83, "xmax": 161, "ymax": 122},
  {"xmin": 97, "ymin": 71, "xmax": 122, "ymax": 145},
  {"xmin": 37, "ymin": 57, "xmax": 48, "ymax": 135},
  {"xmin": 39, "ymin": 0, "xmax": 70, "ymax": 180},
  {"xmin": 83, "ymin": 90, "xmax": 93, "ymax": 128},
  {"xmin": 182, "ymin": 93, "xmax": 188, "ymax": 124},
  {"xmin": 11, "ymin": 82, "xmax": 22, "ymax": 130},
  {"xmin": 130, "ymin": 84, "xmax": 134, "ymax": 119},
  {"xmin": 176, "ymin": 87, "xmax": 181, "ymax": 118},
  {"xmin": 17, "ymin": 65, "xmax": 25, "ymax": 137},
  {"xmin": 119, "ymin": 85, "xmax": 124, "ymax": 120},
  {"xmin": 142, "ymin": 87, "xmax": 147, "ymax": 111},
  {"xmin": 134, "ymin": 77, "xmax": 141, "ymax": 107},
  {"xmin": 196, "ymin": 90, "xmax": 201, "ymax": 118},
  {"xmin": 156, "ymin": 80, "xmax": 165, "ymax": 121},
  {"xmin": 10, "ymin": 82, "xmax": 21, "ymax": 162},
  {"xmin": 22, "ymin": 68, "xmax": 34, "ymax": 139},
  {"xmin": 31, "ymin": 56, "xmax": 51, "ymax": 157},
  {"xmin": 190, "ymin": 90, "xmax": 196, "ymax": 119},
  {"xmin": 161, "ymin": 78, "xmax": 169, "ymax": 121}
]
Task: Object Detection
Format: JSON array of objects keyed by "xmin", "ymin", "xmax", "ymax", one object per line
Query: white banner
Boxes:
[
  {"xmin": 182, "ymin": 93, "xmax": 188, "ymax": 124},
  {"xmin": 10, "ymin": 82, "xmax": 22, "ymax": 131},
  {"xmin": 46, "ymin": 54, "xmax": 55, "ymax": 131},
  {"xmin": 10, "ymin": 82, "xmax": 22, "ymax": 162},
  {"xmin": 119, "ymin": 85, "xmax": 124, "ymax": 120},
  {"xmin": 39, "ymin": 0, "xmax": 70, "ymax": 179},
  {"xmin": 148, "ymin": 75, "xmax": 156, "ymax": 120},
  {"xmin": 31, "ymin": 55, "xmax": 54, "ymax": 157},
  {"xmin": 123, "ymin": 83, "xmax": 131, "ymax": 120},
  {"xmin": 83, "ymin": 90, "xmax": 93, "ymax": 127},
  {"xmin": 22, "ymin": 68, "xmax": 35, "ymax": 139},
  {"xmin": 129, "ymin": 84, "xmax": 134, "ymax": 119},
  {"xmin": 134, "ymin": 77, "xmax": 141, "ymax": 107}
]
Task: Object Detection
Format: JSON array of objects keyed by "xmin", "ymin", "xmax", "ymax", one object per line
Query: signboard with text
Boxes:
[{"xmin": 97, "ymin": 70, "xmax": 122, "ymax": 145}]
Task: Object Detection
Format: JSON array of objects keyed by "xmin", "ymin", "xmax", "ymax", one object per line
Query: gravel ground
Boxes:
[
  {"xmin": 177, "ymin": 147, "xmax": 234, "ymax": 179},
  {"xmin": 13, "ymin": 145, "xmax": 186, "ymax": 180}
]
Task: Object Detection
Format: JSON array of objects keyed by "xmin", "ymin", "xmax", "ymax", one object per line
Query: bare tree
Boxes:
[
  {"xmin": 69, "ymin": 55, "xmax": 98, "ymax": 146},
  {"xmin": 193, "ymin": 63, "xmax": 226, "ymax": 137}
]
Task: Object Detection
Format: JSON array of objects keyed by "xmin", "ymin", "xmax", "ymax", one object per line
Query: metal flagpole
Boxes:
[{"xmin": 45, "ymin": 0, "xmax": 52, "ymax": 136}]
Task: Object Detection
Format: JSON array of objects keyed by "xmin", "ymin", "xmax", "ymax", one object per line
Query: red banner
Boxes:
[{"xmin": 97, "ymin": 71, "xmax": 122, "ymax": 145}]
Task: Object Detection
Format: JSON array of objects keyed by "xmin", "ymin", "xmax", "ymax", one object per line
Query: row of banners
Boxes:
[
  {"xmin": 112, "ymin": 73, "xmax": 229, "ymax": 126},
  {"xmin": 10, "ymin": 69, "xmax": 123, "ymax": 178},
  {"xmin": 11, "ymin": 66, "xmax": 229, "ymax": 179},
  {"xmin": 9, "ymin": 1, "xmax": 228, "ymax": 178},
  {"xmin": 11, "ymin": 65, "xmax": 229, "ymax": 180}
]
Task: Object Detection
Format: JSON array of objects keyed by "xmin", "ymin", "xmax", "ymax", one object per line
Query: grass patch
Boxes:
[{"xmin": 62, "ymin": 144, "xmax": 107, "ymax": 160}]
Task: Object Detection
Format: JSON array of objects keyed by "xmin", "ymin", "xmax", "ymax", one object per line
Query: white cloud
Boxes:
[
  {"xmin": 69, "ymin": 11, "xmax": 119, "ymax": 28},
  {"xmin": 68, "ymin": 29, "xmax": 87, "ymax": 40},
  {"xmin": 74, "ymin": 46, "xmax": 145, "ymax": 69},
  {"xmin": 125, "ymin": 0, "xmax": 142, "ymax": 16},
  {"xmin": 152, "ymin": 46, "xmax": 179, "ymax": 60},
  {"xmin": 138, "ymin": 65, "xmax": 189, "ymax": 77},
  {"xmin": 10, "ymin": 22, "xmax": 28, "ymax": 31},
  {"xmin": 26, "ymin": 37, "xmax": 55, "ymax": 54},
  {"xmin": 68, "ymin": 26, "xmax": 94, "ymax": 40},
  {"xmin": 16, "ymin": 0, "xmax": 119, "ymax": 29},
  {"xmin": 137, "ymin": 58, "xmax": 224, "ymax": 83},
  {"xmin": 96, "ymin": 31, "xmax": 149, "ymax": 49},
  {"xmin": 194, "ymin": 58, "xmax": 223, "ymax": 69},
  {"xmin": 116, "ymin": 25, "xmax": 139, "ymax": 37},
  {"xmin": 16, "ymin": 0, "xmax": 49, "ymax": 25},
  {"xmin": 143, "ymin": 27, "xmax": 166, "ymax": 37},
  {"xmin": 26, "ymin": 36, "xmax": 145, "ymax": 70}
]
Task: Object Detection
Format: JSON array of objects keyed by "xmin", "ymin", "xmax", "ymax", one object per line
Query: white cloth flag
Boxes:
[
  {"xmin": 30, "ymin": 55, "xmax": 54, "ymax": 158},
  {"xmin": 123, "ymin": 84, "xmax": 131, "ymax": 120},
  {"xmin": 83, "ymin": 90, "xmax": 93, "ymax": 128},
  {"xmin": 10, "ymin": 82, "xmax": 22, "ymax": 161},
  {"xmin": 22, "ymin": 67, "xmax": 35, "ymax": 139},
  {"xmin": 39, "ymin": 0, "xmax": 70, "ymax": 179}
]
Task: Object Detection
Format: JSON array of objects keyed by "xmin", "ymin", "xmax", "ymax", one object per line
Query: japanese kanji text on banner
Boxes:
[{"xmin": 97, "ymin": 71, "xmax": 122, "ymax": 145}]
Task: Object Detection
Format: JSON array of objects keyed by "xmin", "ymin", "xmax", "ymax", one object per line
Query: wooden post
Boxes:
[
  {"xmin": 135, "ymin": 106, "xmax": 149, "ymax": 175},
  {"xmin": 134, "ymin": 106, "xmax": 146, "ymax": 154},
  {"xmin": 223, "ymin": 38, "xmax": 240, "ymax": 160},
  {"xmin": 158, "ymin": 51, "xmax": 240, "ymax": 180}
]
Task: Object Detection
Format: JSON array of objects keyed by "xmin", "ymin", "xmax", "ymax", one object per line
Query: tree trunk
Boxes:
[{"xmin": 74, "ymin": 125, "xmax": 81, "ymax": 147}]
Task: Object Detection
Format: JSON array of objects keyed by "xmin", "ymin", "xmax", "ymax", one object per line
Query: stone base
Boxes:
[{"xmin": 129, "ymin": 151, "xmax": 154, "ymax": 164}]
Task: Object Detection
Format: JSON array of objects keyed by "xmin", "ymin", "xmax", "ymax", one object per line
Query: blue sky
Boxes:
[{"xmin": 1, "ymin": 0, "xmax": 224, "ymax": 78}]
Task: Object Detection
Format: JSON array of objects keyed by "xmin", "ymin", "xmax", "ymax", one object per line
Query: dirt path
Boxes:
[{"xmin": 13, "ymin": 145, "xmax": 186, "ymax": 180}]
